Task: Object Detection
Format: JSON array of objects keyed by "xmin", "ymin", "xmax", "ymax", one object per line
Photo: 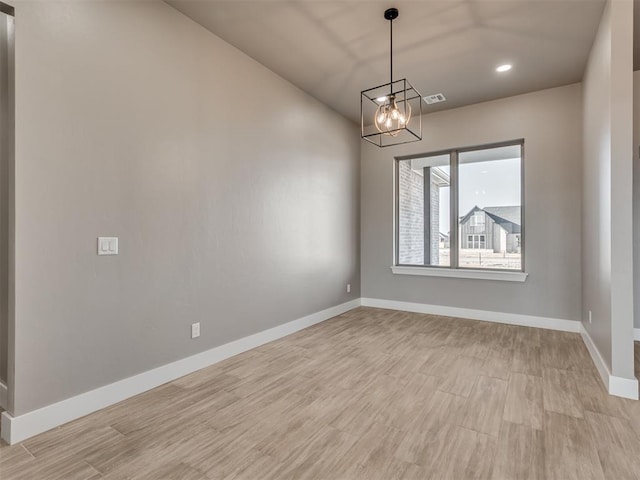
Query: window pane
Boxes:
[
  {"xmin": 458, "ymin": 144, "xmax": 522, "ymax": 270},
  {"xmin": 397, "ymin": 154, "xmax": 450, "ymax": 266}
]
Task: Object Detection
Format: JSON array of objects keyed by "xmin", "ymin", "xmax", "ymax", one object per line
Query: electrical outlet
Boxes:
[
  {"xmin": 191, "ymin": 322, "xmax": 200, "ymax": 339},
  {"xmin": 346, "ymin": 283, "xmax": 351, "ymax": 293},
  {"xmin": 588, "ymin": 310, "xmax": 592, "ymax": 324}
]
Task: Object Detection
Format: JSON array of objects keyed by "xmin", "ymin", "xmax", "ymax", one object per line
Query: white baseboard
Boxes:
[
  {"xmin": 0, "ymin": 299, "xmax": 361, "ymax": 445},
  {"xmin": 0, "ymin": 381, "xmax": 7, "ymax": 410},
  {"xmin": 580, "ymin": 324, "xmax": 639, "ymax": 400},
  {"xmin": 360, "ymin": 297, "xmax": 581, "ymax": 333},
  {"xmin": 634, "ymin": 328, "xmax": 640, "ymax": 341}
]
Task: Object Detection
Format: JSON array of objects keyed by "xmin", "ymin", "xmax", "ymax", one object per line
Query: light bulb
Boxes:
[{"xmin": 373, "ymin": 93, "xmax": 412, "ymax": 135}]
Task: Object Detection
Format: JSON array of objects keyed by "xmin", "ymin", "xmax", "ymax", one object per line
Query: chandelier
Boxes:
[{"xmin": 361, "ymin": 8, "xmax": 423, "ymax": 147}]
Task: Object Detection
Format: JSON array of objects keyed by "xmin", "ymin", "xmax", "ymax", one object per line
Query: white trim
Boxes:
[
  {"xmin": 391, "ymin": 266, "xmax": 528, "ymax": 282},
  {"xmin": 0, "ymin": 381, "xmax": 7, "ymax": 410},
  {"xmin": 580, "ymin": 324, "xmax": 639, "ymax": 400},
  {"xmin": 0, "ymin": 299, "xmax": 361, "ymax": 445},
  {"xmin": 634, "ymin": 328, "xmax": 640, "ymax": 341},
  {"xmin": 580, "ymin": 323, "xmax": 614, "ymax": 393},
  {"xmin": 609, "ymin": 376, "xmax": 639, "ymax": 400},
  {"xmin": 361, "ymin": 297, "xmax": 579, "ymax": 332}
]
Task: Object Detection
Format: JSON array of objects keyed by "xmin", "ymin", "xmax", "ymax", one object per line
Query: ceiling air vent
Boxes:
[{"xmin": 423, "ymin": 93, "xmax": 446, "ymax": 105}]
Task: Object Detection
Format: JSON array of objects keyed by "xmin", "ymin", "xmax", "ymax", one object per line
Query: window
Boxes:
[
  {"xmin": 395, "ymin": 141, "xmax": 524, "ymax": 272},
  {"xmin": 465, "ymin": 234, "xmax": 486, "ymax": 249},
  {"xmin": 470, "ymin": 212, "xmax": 485, "ymax": 227}
]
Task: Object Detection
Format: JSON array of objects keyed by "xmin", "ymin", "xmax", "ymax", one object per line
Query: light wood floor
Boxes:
[{"xmin": 2, "ymin": 307, "xmax": 640, "ymax": 480}]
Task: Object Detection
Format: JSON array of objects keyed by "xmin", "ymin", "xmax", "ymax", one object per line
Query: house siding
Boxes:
[
  {"xmin": 429, "ymin": 174, "xmax": 440, "ymax": 264},
  {"xmin": 398, "ymin": 161, "xmax": 424, "ymax": 264},
  {"xmin": 398, "ymin": 162, "xmax": 441, "ymax": 265},
  {"xmin": 460, "ymin": 211, "xmax": 496, "ymax": 250}
]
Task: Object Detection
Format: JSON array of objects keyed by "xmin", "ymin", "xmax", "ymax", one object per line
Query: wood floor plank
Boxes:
[
  {"xmin": 0, "ymin": 443, "xmax": 34, "ymax": 467},
  {"xmin": 222, "ymin": 453, "xmax": 281, "ymax": 480},
  {"xmin": 131, "ymin": 462, "xmax": 209, "ymax": 480},
  {"xmin": 514, "ymin": 326, "xmax": 541, "ymax": 347},
  {"xmin": 570, "ymin": 368, "xmax": 630, "ymax": 420},
  {"xmin": 512, "ymin": 327, "xmax": 541, "ymax": 375},
  {"xmin": 540, "ymin": 332, "xmax": 592, "ymax": 372},
  {"xmin": 503, "ymin": 372, "xmax": 543, "ymax": 430},
  {"xmin": 394, "ymin": 390, "xmax": 467, "ymax": 464},
  {"xmin": 542, "ymin": 367, "xmax": 584, "ymax": 418},
  {"xmin": 480, "ymin": 352, "xmax": 514, "ymax": 381},
  {"xmin": 345, "ymin": 458, "xmax": 413, "ymax": 480},
  {"xmin": 512, "ymin": 343, "xmax": 542, "ymax": 376},
  {"xmin": 1, "ymin": 454, "xmax": 102, "ymax": 480},
  {"xmin": 90, "ymin": 410, "xmax": 228, "ymax": 476},
  {"xmin": 460, "ymin": 375, "xmax": 508, "ymax": 437},
  {"xmin": 543, "ymin": 411, "xmax": 604, "ymax": 480},
  {"xmin": 265, "ymin": 424, "xmax": 359, "ymax": 479},
  {"xmin": 413, "ymin": 424, "xmax": 496, "ymax": 479},
  {"xmin": 330, "ymin": 422, "xmax": 407, "ymax": 480},
  {"xmin": 622, "ymin": 395, "xmax": 640, "ymax": 445},
  {"xmin": 373, "ymin": 374, "xmax": 438, "ymax": 430},
  {"xmin": 584, "ymin": 410, "xmax": 640, "ymax": 480},
  {"xmin": 437, "ymin": 354, "xmax": 484, "ymax": 397},
  {"xmin": 23, "ymin": 421, "xmax": 124, "ymax": 459},
  {"xmin": 329, "ymin": 390, "xmax": 386, "ymax": 436},
  {"xmin": 491, "ymin": 421, "xmax": 545, "ymax": 480}
]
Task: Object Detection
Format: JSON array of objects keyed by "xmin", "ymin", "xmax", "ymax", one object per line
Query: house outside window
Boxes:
[
  {"xmin": 469, "ymin": 212, "xmax": 485, "ymax": 227},
  {"xmin": 395, "ymin": 141, "xmax": 524, "ymax": 272}
]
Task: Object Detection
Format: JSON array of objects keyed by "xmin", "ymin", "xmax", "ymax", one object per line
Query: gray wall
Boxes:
[
  {"xmin": 0, "ymin": 12, "xmax": 11, "ymax": 386},
  {"xmin": 10, "ymin": 1, "xmax": 360, "ymax": 416},
  {"xmin": 582, "ymin": 0, "xmax": 635, "ymax": 379},
  {"xmin": 634, "ymin": 70, "xmax": 640, "ymax": 330},
  {"xmin": 362, "ymin": 84, "xmax": 583, "ymax": 321}
]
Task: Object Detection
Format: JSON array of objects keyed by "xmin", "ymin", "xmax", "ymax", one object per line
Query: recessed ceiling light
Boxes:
[{"xmin": 496, "ymin": 64, "xmax": 512, "ymax": 73}]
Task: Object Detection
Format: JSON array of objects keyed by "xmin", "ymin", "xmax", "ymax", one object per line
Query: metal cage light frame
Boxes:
[{"xmin": 361, "ymin": 8, "xmax": 423, "ymax": 148}]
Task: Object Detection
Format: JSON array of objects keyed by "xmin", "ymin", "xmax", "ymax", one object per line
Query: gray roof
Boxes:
[{"xmin": 483, "ymin": 206, "xmax": 521, "ymax": 226}]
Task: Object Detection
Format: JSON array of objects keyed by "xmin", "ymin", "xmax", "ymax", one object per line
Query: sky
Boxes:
[{"xmin": 436, "ymin": 158, "xmax": 521, "ymax": 234}]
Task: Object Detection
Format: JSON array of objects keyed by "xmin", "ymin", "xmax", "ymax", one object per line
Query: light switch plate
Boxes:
[
  {"xmin": 98, "ymin": 237, "xmax": 118, "ymax": 255},
  {"xmin": 191, "ymin": 323, "xmax": 200, "ymax": 339}
]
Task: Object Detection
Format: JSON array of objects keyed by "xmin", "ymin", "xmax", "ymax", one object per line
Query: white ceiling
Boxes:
[{"xmin": 166, "ymin": 0, "xmax": 606, "ymax": 123}]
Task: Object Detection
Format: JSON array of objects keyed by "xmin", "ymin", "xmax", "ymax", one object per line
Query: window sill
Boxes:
[{"xmin": 391, "ymin": 266, "xmax": 528, "ymax": 282}]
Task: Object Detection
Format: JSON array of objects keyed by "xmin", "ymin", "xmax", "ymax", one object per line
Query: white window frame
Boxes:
[{"xmin": 393, "ymin": 139, "xmax": 526, "ymax": 282}]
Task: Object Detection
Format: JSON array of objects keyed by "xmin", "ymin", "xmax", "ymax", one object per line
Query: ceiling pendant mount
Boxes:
[
  {"xmin": 361, "ymin": 7, "xmax": 423, "ymax": 147},
  {"xmin": 384, "ymin": 7, "xmax": 398, "ymax": 20}
]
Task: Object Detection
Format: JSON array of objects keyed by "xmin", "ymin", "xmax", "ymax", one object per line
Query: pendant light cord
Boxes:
[{"xmin": 389, "ymin": 16, "xmax": 393, "ymax": 94}]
